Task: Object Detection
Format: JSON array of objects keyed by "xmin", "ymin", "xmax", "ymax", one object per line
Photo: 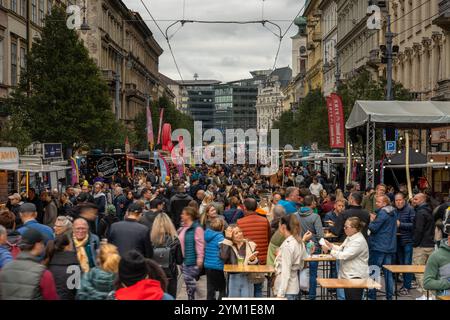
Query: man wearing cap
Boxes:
[
  {"xmin": 16, "ymin": 203, "xmax": 54, "ymax": 244},
  {"xmin": 108, "ymin": 203, "xmax": 153, "ymax": 259},
  {"xmin": 0, "ymin": 228, "xmax": 59, "ymax": 300},
  {"xmin": 8, "ymin": 193, "xmax": 24, "ymax": 228}
]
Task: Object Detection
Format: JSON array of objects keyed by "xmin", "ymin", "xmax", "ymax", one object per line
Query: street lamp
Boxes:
[{"xmin": 80, "ymin": 0, "xmax": 90, "ymax": 33}]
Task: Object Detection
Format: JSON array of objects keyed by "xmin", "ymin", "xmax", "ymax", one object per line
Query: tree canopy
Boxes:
[
  {"xmin": 1, "ymin": 7, "xmax": 124, "ymax": 152},
  {"xmin": 273, "ymin": 70, "xmax": 412, "ymax": 150}
]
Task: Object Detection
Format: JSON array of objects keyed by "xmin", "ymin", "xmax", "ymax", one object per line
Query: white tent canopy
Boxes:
[
  {"xmin": 345, "ymin": 100, "xmax": 450, "ymax": 129},
  {"xmin": 0, "ymin": 163, "xmax": 70, "ymax": 173}
]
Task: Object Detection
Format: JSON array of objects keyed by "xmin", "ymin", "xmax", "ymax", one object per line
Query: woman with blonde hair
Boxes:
[
  {"xmin": 76, "ymin": 243, "xmax": 121, "ymax": 300},
  {"xmin": 151, "ymin": 212, "xmax": 183, "ymax": 298},
  {"xmin": 220, "ymin": 225, "xmax": 258, "ymax": 297},
  {"xmin": 200, "ymin": 204, "xmax": 228, "ymax": 230}
]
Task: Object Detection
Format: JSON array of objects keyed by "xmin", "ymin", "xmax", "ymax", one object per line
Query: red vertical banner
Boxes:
[{"xmin": 327, "ymin": 93, "xmax": 345, "ymax": 149}]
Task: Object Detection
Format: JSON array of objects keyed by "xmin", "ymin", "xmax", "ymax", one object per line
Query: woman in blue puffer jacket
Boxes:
[{"xmin": 204, "ymin": 218, "xmax": 225, "ymax": 300}]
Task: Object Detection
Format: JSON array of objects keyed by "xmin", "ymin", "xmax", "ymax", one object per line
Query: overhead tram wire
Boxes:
[
  {"xmin": 140, "ymin": 0, "xmax": 185, "ymax": 81},
  {"xmin": 141, "ymin": 0, "xmax": 304, "ymax": 79},
  {"xmin": 272, "ymin": 1, "xmax": 307, "ymax": 69},
  {"xmin": 140, "ymin": 0, "xmax": 167, "ymax": 39},
  {"xmin": 165, "ymin": 19, "xmax": 284, "ymax": 73}
]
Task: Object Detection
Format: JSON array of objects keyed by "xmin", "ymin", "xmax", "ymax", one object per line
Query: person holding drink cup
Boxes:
[{"xmin": 220, "ymin": 225, "xmax": 258, "ymax": 297}]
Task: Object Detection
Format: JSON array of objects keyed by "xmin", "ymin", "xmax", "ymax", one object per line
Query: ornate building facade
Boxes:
[{"xmin": 81, "ymin": 0, "xmax": 163, "ymax": 123}]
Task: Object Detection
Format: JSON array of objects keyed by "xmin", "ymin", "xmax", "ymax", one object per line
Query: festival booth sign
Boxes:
[
  {"xmin": 326, "ymin": 93, "xmax": 345, "ymax": 149},
  {"xmin": 0, "ymin": 147, "xmax": 71, "ymax": 203},
  {"xmin": 85, "ymin": 154, "xmax": 127, "ymax": 183}
]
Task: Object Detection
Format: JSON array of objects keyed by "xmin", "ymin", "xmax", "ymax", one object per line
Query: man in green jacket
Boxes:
[{"xmin": 423, "ymin": 215, "xmax": 450, "ymax": 297}]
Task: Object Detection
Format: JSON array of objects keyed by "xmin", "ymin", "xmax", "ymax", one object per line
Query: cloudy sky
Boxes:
[{"xmin": 123, "ymin": 0, "xmax": 306, "ymax": 82}]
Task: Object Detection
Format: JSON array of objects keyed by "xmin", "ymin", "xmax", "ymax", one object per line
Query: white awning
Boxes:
[
  {"xmin": 0, "ymin": 163, "xmax": 71, "ymax": 173},
  {"xmin": 345, "ymin": 100, "xmax": 450, "ymax": 129}
]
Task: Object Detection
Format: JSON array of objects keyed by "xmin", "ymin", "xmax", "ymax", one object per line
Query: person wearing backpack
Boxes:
[
  {"xmin": 150, "ymin": 212, "xmax": 182, "ymax": 299},
  {"xmin": 0, "ymin": 225, "xmax": 13, "ymax": 268},
  {"xmin": 223, "ymin": 197, "xmax": 244, "ymax": 225}
]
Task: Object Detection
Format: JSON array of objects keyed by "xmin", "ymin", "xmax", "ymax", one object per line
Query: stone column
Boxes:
[
  {"xmin": 413, "ymin": 43, "xmax": 422, "ymax": 93},
  {"xmin": 422, "ymin": 37, "xmax": 432, "ymax": 94},
  {"xmin": 446, "ymin": 31, "xmax": 450, "ymax": 80}
]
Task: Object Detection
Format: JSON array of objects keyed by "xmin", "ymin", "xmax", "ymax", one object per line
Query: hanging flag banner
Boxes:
[
  {"xmin": 157, "ymin": 108, "xmax": 165, "ymax": 145},
  {"xmin": 70, "ymin": 157, "xmax": 79, "ymax": 185},
  {"xmin": 176, "ymin": 136, "xmax": 185, "ymax": 177},
  {"xmin": 326, "ymin": 93, "xmax": 345, "ymax": 149},
  {"xmin": 146, "ymin": 105, "xmax": 154, "ymax": 151},
  {"xmin": 161, "ymin": 123, "xmax": 174, "ymax": 152}
]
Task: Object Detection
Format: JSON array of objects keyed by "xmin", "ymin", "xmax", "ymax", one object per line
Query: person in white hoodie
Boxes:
[
  {"xmin": 273, "ymin": 215, "xmax": 312, "ymax": 300},
  {"xmin": 321, "ymin": 217, "xmax": 369, "ymax": 300}
]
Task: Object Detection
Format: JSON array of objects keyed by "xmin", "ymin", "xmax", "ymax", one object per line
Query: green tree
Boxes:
[
  {"xmin": 273, "ymin": 70, "xmax": 411, "ymax": 152},
  {"xmin": 273, "ymin": 89, "xmax": 328, "ymax": 149},
  {"xmin": 1, "ymin": 7, "xmax": 124, "ymax": 152},
  {"xmin": 131, "ymin": 96, "xmax": 194, "ymax": 150},
  {"xmin": 337, "ymin": 69, "xmax": 412, "ymax": 159}
]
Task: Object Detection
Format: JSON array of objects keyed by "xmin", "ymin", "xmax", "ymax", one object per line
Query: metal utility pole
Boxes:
[{"xmin": 385, "ymin": 14, "xmax": 394, "ymax": 101}]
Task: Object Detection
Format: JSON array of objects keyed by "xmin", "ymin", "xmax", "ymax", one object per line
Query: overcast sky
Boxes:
[{"xmin": 123, "ymin": 0, "xmax": 306, "ymax": 82}]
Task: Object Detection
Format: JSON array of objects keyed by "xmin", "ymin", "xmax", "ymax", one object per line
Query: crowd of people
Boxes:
[{"xmin": 0, "ymin": 162, "xmax": 449, "ymax": 300}]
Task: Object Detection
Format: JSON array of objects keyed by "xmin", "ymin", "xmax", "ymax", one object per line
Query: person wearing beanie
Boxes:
[
  {"xmin": 107, "ymin": 250, "xmax": 173, "ymax": 300},
  {"xmin": 0, "ymin": 228, "xmax": 59, "ymax": 300}
]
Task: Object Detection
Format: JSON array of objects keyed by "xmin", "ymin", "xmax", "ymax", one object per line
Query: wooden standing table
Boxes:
[
  {"xmin": 304, "ymin": 255, "xmax": 337, "ymax": 299},
  {"xmin": 383, "ymin": 265, "xmax": 426, "ymax": 300},
  {"xmin": 317, "ymin": 278, "xmax": 382, "ymax": 300},
  {"xmin": 223, "ymin": 264, "xmax": 275, "ymax": 298}
]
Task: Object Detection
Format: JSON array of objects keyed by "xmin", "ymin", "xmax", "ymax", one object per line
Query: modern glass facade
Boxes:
[
  {"xmin": 214, "ymin": 73, "xmax": 267, "ymax": 132},
  {"xmin": 180, "ymin": 81, "xmax": 220, "ymax": 131}
]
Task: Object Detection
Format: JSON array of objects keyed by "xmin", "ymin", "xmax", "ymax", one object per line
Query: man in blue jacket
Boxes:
[
  {"xmin": 394, "ymin": 192, "xmax": 415, "ymax": 296},
  {"xmin": 17, "ymin": 203, "xmax": 54, "ymax": 244},
  {"xmin": 277, "ymin": 187, "xmax": 300, "ymax": 214},
  {"xmin": 368, "ymin": 195, "xmax": 398, "ymax": 300}
]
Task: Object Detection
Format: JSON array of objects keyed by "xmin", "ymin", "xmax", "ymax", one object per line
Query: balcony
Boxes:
[
  {"xmin": 125, "ymin": 83, "xmax": 144, "ymax": 99},
  {"xmin": 432, "ymin": 78, "xmax": 450, "ymax": 101},
  {"xmin": 434, "ymin": 0, "xmax": 450, "ymax": 31},
  {"xmin": 101, "ymin": 69, "xmax": 116, "ymax": 83}
]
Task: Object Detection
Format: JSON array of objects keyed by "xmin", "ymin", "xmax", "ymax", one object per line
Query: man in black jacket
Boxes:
[
  {"xmin": 169, "ymin": 186, "xmax": 193, "ymax": 229},
  {"xmin": 412, "ymin": 193, "xmax": 435, "ymax": 300},
  {"xmin": 330, "ymin": 192, "xmax": 370, "ymax": 242},
  {"xmin": 140, "ymin": 198, "xmax": 164, "ymax": 232},
  {"xmin": 108, "ymin": 203, "xmax": 153, "ymax": 259}
]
